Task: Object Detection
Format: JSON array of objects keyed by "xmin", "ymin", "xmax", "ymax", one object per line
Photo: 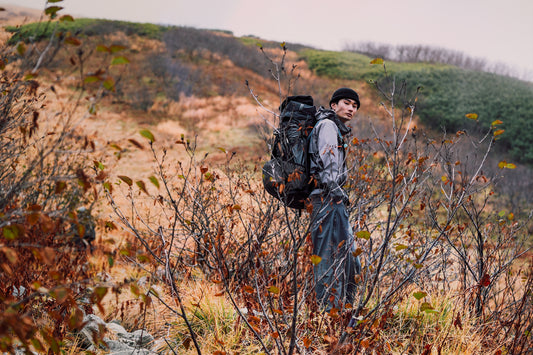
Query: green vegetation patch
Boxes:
[
  {"xmin": 391, "ymin": 69, "xmax": 533, "ymax": 164},
  {"xmin": 301, "ymin": 49, "xmax": 450, "ymax": 81},
  {"xmin": 6, "ymin": 18, "xmax": 169, "ymax": 44},
  {"xmin": 301, "ymin": 49, "xmax": 533, "ymax": 165}
]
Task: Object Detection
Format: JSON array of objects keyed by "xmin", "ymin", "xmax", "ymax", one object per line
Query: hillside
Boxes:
[
  {"xmin": 1, "ymin": 6, "xmax": 532, "ymax": 354},
  {"xmin": 6, "ymin": 13, "xmax": 533, "ymax": 166}
]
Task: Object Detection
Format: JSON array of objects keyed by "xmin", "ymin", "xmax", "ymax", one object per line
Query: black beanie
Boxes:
[{"xmin": 329, "ymin": 87, "xmax": 360, "ymax": 108}]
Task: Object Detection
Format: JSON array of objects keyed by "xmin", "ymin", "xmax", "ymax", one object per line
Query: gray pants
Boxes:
[{"xmin": 310, "ymin": 195, "xmax": 361, "ymax": 311}]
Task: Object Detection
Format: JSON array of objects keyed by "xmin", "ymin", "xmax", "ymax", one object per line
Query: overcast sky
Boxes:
[{"xmin": 5, "ymin": 0, "xmax": 533, "ymax": 80}]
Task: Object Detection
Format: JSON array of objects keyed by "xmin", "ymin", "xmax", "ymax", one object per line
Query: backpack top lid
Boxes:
[{"xmin": 279, "ymin": 95, "xmax": 314, "ymax": 112}]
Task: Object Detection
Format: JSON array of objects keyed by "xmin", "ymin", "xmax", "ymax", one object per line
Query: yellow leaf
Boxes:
[
  {"xmin": 465, "ymin": 113, "xmax": 478, "ymax": 120},
  {"xmin": 356, "ymin": 230, "xmax": 371, "ymax": 240},
  {"xmin": 441, "ymin": 175, "xmax": 448, "ymax": 182},
  {"xmin": 370, "ymin": 58, "xmax": 384, "ymax": 65},
  {"xmin": 491, "ymin": 119, "xmax": 503, "ymax": 126},
  {"xmin": 413, "ymin": 291, "xmax": 427, "ymax": 300},
  {"xmin": 310, "ymin": 255, "xmax": 322, "ymax": 265},
  {"xmin": 493, "ymin": 129, "xmax": 505, "ymax": 136},
  {"xmin": 395, "ymin": 244, "xmax": 408, "ymax": 251},
  {"xmin": 267, "ymin": 285, "xmax": 280, "ymax": 294},
  {"xmin": 506, "ymin": 163, "xmax": 516, "ymax": 169}
]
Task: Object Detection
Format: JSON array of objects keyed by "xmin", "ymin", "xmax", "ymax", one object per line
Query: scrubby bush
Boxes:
[
  {"xmin": 6, "ymin": 18, "xmax": 169, "ymax": 44},
  {"xmin": 302, "ymin": 49, "xmax": 533, "ymax": 165}
]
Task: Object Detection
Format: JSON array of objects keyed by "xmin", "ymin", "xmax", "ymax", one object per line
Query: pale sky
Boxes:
[{"xmin": 4, "ymin": 0, "xmax": 533, "ymax": 80}]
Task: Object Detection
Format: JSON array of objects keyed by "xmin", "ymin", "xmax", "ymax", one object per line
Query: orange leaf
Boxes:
[
  {"xmin": 465, "ymin": 113, "xmax": 478, "ymax": 120},
  {"xmin": 303, "ymin": 337, "xmax": 312, "ymax": 348},
  {"xmin": 243, "ymin": 285, "xmax": 254, "ymax": 294},
  {"xmin": 493, "ymin": 129, "xmax": 505, "ymax": 136}
]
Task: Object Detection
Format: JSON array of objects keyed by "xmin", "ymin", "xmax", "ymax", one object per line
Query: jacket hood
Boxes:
[{"xmin": 316, "ymin": 107, "xmax": 351, "ymax": 136}]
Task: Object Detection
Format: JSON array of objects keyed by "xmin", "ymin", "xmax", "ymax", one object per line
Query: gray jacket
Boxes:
[{"xmin": 309, "ymin": 108, "xmax": 350, "ymax": 202}]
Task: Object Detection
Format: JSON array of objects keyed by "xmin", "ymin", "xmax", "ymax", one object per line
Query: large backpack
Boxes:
[{"xmin": 262, "ymin": 95, "xmax": 318, "ymax": 209}]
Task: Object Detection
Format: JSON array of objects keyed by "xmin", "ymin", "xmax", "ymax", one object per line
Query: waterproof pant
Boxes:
[{"xmin": 310, "ymin": 195, "xmax": 361, "ymax": 311}]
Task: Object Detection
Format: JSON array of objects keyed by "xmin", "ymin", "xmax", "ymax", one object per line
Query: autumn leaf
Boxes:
[
  {"xmin": 310, "ymin": 255, "xmax": 322, "ymax": 265},
  {"xmin": 420, "ymin": 302, "xmax": 435, "ymax": 312},
  {"xmin": 498, "ymin": 161, "xmax": 516, "ymax": 169},
  {"xmin": 136, "ymin": 180, "xmax": 149, "ymax": 195},
  {"xmin": 356, "ymin": 230, "xmax": 371, "ymax": 240},
  {"xmin": 465, "ymin": 113, "xmax": 478, "ymax": 120},
  {"xmin": 148, "ymin": 176, "xmax": 160, "ymax": 188},
  {"xmin": 303, "ymin": 337, "xmax": 312, "ymax": 348},
  {"xmin": 493, "ymin": 129, "xmax": 505, "ymax": 136},
  {"xmin": 128, "ymin": 138, "xmax": 145, "ymax": 149},
  {"xmin": 267, "ymin": 285, "xmax": 280, "ymax": 294},
  {"xmin": 93, "ymin": 286, "xmax": 108, "ymax": 302},
  {"xmin": 111, "ymin": 55, "xmax": 130, "ymax": 65},
  {"xmin": 243, "ymin": 285, "xmax": 254, "ymax": 294},
  {"xmin": 2, "ymin": 224, "xmax": 24, "ymax": 240},
  {"xmin": 96, "ymin": 45, "xmax": 111, "ymax": 53},
  {"xmin": 59, "ymin": 14, "xmax": 74, "ymax": 22},
  {"xmin": 370, "ymin": 58, "xmax": 384, "ymax": 65},
  {"xmin": 0, "ymin": 247, "xmax": 18, "ymax": 264},
  {"xmin": 45, "ymin": 6, "xmax": 63, "ymax": 18},
  {"xmin": 103, "ymin": 77, "xmax": 115, "ymax": 91},
  {"xmin": 64, "ymin": 37, "xmax": 81, "ymax": 46},
  {"xmin": 352, "ymin": 247, "xmax": 362, "ymax": 257},
  {"xmin": 480, "ymin": 273, "xmax": 491, "ymax": 287},
  {"xmin": 84, "ymin": 75, "xmax": 101, "ymax": 84},
  {"xmin": 413, "ymin": 291, "xmax": 427, "ymax": 300},
  {"xmin": 491, "ymin": 119, "xmax": 503, "ymax": 126},
  {"xmin": 118, "ymin": 175, "xmax": 133, "ymax": 186},
  {"xmin": 110, "ymin": 45, "xmax": 127, "ymax": 53},
  {"xmin": 16, "ymin": 42, "xmax": 26, "ymax": 56},
  {"xmin": 140, "ymin": 129, "xmax": 155, "ymax": 142}
]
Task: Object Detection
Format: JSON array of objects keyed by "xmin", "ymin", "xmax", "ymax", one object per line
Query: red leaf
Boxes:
[{"xmin": 480, "ymin": 273, "xmax": 491, "ymax": 287}]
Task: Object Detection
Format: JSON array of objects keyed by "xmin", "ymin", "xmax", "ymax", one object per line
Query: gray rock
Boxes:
[
  {"xmin": 78, "ymin": 314, "xmax": 107, "ymax": 348},
  {"xmin": 110, "ymin": 350, "xmax": 152, "ymax": 355},
  {"xmin": 119, "ymin": 329, "xmax": 154, "ymax": 348},
  {"xmin": 104, "ymin": 339, "xmax": 134, "ymax": 352},
  {"xmin": 106, "ymin": 322, "xmax": 129, "ymax": 337}
]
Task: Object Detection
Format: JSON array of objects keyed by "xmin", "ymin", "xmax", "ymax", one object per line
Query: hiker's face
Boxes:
[{"xmin": 331, "ymin": 98, "xmax": 358, "ymax": 123}]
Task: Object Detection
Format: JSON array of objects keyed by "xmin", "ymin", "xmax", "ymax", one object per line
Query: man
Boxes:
[{"xmin": 308, "ymin": 87, "xmax": 362, "ymax": 311}]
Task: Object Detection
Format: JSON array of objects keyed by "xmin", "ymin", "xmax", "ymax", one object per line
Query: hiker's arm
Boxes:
[{"xmin": 317, "ymin": 121, "xmax": 348, "ymax": 202}]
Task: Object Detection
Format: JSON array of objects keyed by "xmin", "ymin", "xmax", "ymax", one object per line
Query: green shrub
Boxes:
[
  {"xmin": 390, "ymin": 69, "xmax": 533, "ymax": 164},
  {"xmin": 6, "ymin": 18, "xmax": 169, "ymax": 44},
  {"xmin": 301, "ymin": 49, "xmax": 533, "ymax": 165}
]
